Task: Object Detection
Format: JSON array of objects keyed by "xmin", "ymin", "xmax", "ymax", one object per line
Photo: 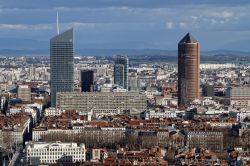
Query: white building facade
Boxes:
[{"xmin": 26, "ymin": 142, "xmax": 85, "ymax": 165}]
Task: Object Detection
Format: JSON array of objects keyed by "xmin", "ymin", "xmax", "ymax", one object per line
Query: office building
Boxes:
[
  {"xmin": 129, "ymin": 77, "xmax": 140, "ymax": 91},
  {"xmin": 225, "ymin": 86, "xmax": 250, "ymax": 108},
  {"xmin": 26, "ymin": 142, "xmax": 85, "ymax": 165},
  {"xmin": 178, "ymin": 33, "xmax": 200, "ymax": 107},
  {"xmin": 202, "ymin": 83, "xmax": 214, "ymax": 97},
  {"xmin": 50, "ymin": 28, "xmax": 74, "ymax": 107},
  {"xmin": 18, "ymin": 85, "xmax": 31, "ymax": 102},
  {"xmin": 56, "ymin": 92, "xmax": 147, "ymax": 114},
  {"xmin": 114, "ymin": 55, "xmax": 128, "ymax": 90},
  {"xmin": 81, "ymin": 70, "xmax": 94, "ymax": 92}
]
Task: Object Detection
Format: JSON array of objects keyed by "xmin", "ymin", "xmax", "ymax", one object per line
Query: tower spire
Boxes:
[{"xmin": 57, "ymin": 11, "xmax": 60, "ymax": 35}]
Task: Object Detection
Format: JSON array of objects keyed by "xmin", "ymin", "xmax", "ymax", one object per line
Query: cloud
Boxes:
[
  {"xmin": 0, "ymin": 24, "xmax": 53, "ymax": 30},
  {"xmin": 66, "ymin": 22, "xmax": 96, "ymax": 28},
  {"xmin": 210, "ymin": 19, "xmax": 217, "ymax": 24},
  {"xmin": 0, "ymin": 22, "xmax": 96, "ymax": 32},
  {"xmin": 2, "ymin": 0, "xmax": 250, "ymax": 10},
  {"xmin": 209, "ymin": 10, "xmax": 234, "ymax": 19},
  {"xmin": 179, "ymin": 22, "xmax": 187, "ymax": 29},
  {"xmin": 166, "ymin": 22, "xmax": 174, "ymax": 29},
  {"xmin": 0, "ymin": 1, "xmax": 250, "ymax": 51}
]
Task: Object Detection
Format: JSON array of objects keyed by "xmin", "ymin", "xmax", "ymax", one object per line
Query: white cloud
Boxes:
[
  {"xmin": 179, "ymin": 22, "xmax": 187, "ymax": 29},
  {"xmin": 166, "ymin": 22, "xmax": 174, "ymax": 29},
  {"xmin": 210, "ymin": 19, "xmax": 217, "ymax": 24},
  {"xmin": 0, "ymin": 24, "xmax": 53, "ymax": 30},
  {"xmin": 209, "ymin": 10, "xmax": 234, "ymax": 19},
  {"xmin": 191, "ymin": 16, "xmax": 199, "ymax": 20},
  {"xmin": 0, "ymin": 22, "xmax": 98, "ymax": 32},
  {"xmin": 69, "ymin": 22, "xmax": 96, "ymax": 28}
]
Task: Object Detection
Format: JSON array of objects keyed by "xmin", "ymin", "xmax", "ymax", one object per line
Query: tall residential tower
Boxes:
[
  {"xmin": 114, "ymin": 55, "xmax": 128, "ymax": 90},
  {"xmin": 178, "ymin": 33, "xmax": 200, "ymax": 107},
  {"xmin": 50, "ymin": 28, "xmax": 74, "ymax": 107}
]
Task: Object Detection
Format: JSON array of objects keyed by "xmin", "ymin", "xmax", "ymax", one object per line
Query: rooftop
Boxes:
[{"xmin": 179, "ymin": 32, "xmax": 198, "ymax": 44}]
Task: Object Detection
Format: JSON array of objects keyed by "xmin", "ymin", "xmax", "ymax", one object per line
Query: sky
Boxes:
[{"xmin": 0, "ymin": 0, "xmax": 250, "ymax": 51}]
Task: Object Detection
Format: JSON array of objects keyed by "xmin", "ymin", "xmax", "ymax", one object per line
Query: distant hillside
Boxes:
[{"xmin": 0, "ymin": 48, "xmax": 249, "ymax": 57}]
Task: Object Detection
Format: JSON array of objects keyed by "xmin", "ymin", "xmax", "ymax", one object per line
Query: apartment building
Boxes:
[
  {"xmin": 44, "ymin": 107, "xmax": 64, "ymax": 116},
  {"xmin": 187, "ymin": 130, "xmax": 223, "ymax": 152},
  {"xmin": 0, "ymin": 113, "xmax": 31, "ymax": 147},
  {"xmin": 18, "ymin": 85, "xmax": 31, "ymax": 102},
  {"xmin": 32, "ymin": 126, "xmax": 126, "ymax": 146},
  {"xmin": 141, "ymin": 109, "xmax": 177, "ymax": 119}
]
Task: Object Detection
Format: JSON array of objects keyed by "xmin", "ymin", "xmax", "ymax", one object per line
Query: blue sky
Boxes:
[{"xmin": 0, "ymin": 0, "xmax": 250, "ymax": 51}]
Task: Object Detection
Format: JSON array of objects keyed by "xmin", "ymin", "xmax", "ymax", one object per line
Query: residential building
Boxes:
[
  {"xmin": 141, "ymin": 109, "xmax": 177, "ymax": 119},
  {"xmin": 44, "ymin": 107, "xmax": 64, "ymax": 116},
  {"xmin": 0, "ymin": 113, "xmax": 31, "ymax": 147},
  {"xmin": 18, "ymin": 85, "xmax": 31, "ymax": 102},
  {"xmin": 187, "ymin": 130, "xmax": 223, "ymax": 152},
  {"xmin": 237, "ymin": 110, "xmax": 250, "ymax": 122}
]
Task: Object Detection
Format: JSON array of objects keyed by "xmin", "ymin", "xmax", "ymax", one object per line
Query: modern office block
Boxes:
[
  {"xmin": 50, "ymin": 28, "xmax": 74, "ymax": 107},
  {"xmin": 56, "ymin": 92, "xmax": 147, "ymax": 114},
  {"xmin": 225, "ymin": 86, "xmax": 250, "ymax": 108},
  {"xmin": 81, "ymin": 70, "xmax": 94, "ymax": 92},
  {"xmin": 114, "ymin": 55, "xmax": 128, "ymax": 90},
  {"xmin": 202, "ymin": 83, "xmax": 214, "ymax": 97}
]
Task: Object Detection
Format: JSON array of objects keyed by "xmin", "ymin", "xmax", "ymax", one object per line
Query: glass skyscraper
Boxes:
[
  {"xmin": 114, "ymin": 55, "xmax": 128, "ymax": 90},
  {"xmin": 50, "ymin": 28, "xmax": 74, "ymax": 107}
]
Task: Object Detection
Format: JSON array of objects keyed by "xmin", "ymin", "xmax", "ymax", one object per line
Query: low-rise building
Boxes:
[
  {"xmin": 187, "ymin": 129, "xmax": 224, "ymax": 152},
  {"xmin": 237, "ymin": 110, "xmax": 250, "ymax": 122},
  {"xmin": 44, "ymin": 107, "xmax": 64, "ymax": 116},
  {"xmin": 26, "ymin": 142, "xmax": 85, "ymax": 165},
  {"xmin": 141, "ymin": 109, "xmax": 177, "ymax": 119},
  {"xmin": 0, "ymin": 113, "xmax": 31, "ymax": 147}
]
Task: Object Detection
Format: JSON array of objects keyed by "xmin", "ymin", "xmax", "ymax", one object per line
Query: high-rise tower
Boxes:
[
  {"xmin": 178, "ymin": 33, "xmax": 200, "ymax": 107},
  {"xmin": 114, "ymin": 55, "xmax": 128, "ymax": 90},
  {"xmin": 81, "ymin": 70, "xmax": 94, "ymax": 92},
  {"xmin": 50, "ymin": 28, "xmax": 74, "ymax": 107}
]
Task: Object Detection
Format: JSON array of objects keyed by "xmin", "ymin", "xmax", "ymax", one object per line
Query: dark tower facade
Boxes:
[
  {"xmin": 178, "ymin": 33, "xmax": 200, "ymax": 107},
  {"xmin": 81, "ymin": 70, "xmax": 94, "ymax": 92},
  {"xmin": 114, "ymin": 55, "xmax": 128, "ymax": 90}
]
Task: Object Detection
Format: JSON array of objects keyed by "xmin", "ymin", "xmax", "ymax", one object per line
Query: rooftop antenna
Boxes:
[{"xmin": 57, "ymin": 11, "xmax": 60, "ymax": 35}]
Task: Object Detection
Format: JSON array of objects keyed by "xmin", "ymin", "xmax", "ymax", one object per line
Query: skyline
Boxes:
[{"xmin": 0, "ymin": 1, "xmax": 250, "ymax": 51}]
